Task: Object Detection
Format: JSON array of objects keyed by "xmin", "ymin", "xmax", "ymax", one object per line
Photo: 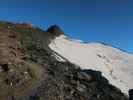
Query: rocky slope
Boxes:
[
  {"xmin": 49, "ymin": 29, "xmax": 133, "ymax": 96},
  {"xmin": 0, "ymin": 21, "xmax": 128, "ymax": 100}
]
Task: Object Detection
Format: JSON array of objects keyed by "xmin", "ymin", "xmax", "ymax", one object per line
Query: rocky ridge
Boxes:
[{"xmin": 0, "ymin": 21, "xmax": 128, "ymax": 100}]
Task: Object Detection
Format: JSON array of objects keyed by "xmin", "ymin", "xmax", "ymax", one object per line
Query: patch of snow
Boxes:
[
  {"xmin": 70, "ymin": 39, "xmax": 84, "ymax": 43},
  {"xmin": 49, "ymin": 35, "xmax": 133, "ymax": 96}
]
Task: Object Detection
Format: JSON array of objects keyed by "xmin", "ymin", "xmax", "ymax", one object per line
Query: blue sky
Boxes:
[{"xmin": 0, "ymin": 0, "xmax": 133, "ymax": 53}]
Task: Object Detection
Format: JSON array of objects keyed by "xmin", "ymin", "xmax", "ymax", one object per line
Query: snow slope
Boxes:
[{"xmin": 49, "ymin": 35, "xmax": 133, "ymax": 96}]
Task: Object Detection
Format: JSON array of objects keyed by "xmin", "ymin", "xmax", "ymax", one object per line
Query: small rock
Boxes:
[
  {"xmin": 78, "ymin": 72, "xmax": 93, "ymax": 81},
  {"xmin": 77, "ymin": 84, "xmax": 87, "ymax": 92}
]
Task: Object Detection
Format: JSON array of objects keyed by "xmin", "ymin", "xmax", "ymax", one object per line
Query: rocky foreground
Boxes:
[{"xmin": 0, "ymin": 21, "xmax": 128, "ymax": 100}]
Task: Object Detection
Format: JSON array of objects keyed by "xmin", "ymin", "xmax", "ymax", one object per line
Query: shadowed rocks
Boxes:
[
  {"xmin": 129, "ymin": 89, "xmax": 133, "ymax": 100},
  {"xmin": 47, "ymin": 25, "xmax": 64, "ymax": 36}
]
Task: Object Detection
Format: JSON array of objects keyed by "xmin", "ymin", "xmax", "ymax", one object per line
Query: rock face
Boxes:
[
  {"xmin": 47, "ymin": 25, "xmax": 64, "ymax": 36},
  {"xmin": 0, "ymin": 21, "xmax": 128, "ymax": 100}
]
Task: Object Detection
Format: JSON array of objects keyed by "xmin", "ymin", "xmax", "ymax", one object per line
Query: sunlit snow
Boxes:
[{"xmin": 49, "ymin": 35, "xmax": 133, "ymax": 96}]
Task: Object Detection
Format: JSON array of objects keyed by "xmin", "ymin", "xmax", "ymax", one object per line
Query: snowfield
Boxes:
[{"xmin": 49, "ymin": 35, "xmax": 133, "ymax": 96}]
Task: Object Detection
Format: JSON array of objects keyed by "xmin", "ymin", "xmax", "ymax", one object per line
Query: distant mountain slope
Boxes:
[
  {"xmin": 0, "ymin": 21, "xmax": 128, "ymax": 100},
  {"xmin": 49, "ymin": 33, "xmax": 133, "ymax": 96}
]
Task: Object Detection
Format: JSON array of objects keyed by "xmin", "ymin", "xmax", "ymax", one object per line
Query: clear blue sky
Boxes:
[{"xmin": 0, "ymin": 0, "xmax": 133, "ymax": 53}]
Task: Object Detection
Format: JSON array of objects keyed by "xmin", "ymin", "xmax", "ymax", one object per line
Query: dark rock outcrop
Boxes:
[
  {"xmin": 47, "ymin": 25, "xmax": 64, "ymax": 36},
  {"xmin": 129, "ymin": 89, "xmax": 133, "ymax": 100}
]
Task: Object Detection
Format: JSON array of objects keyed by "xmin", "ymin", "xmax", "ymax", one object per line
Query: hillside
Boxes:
[
  {"xmin": 0, "ymin": 21, "xmax": 128, "ymax": 100},
  {"xmin": 49, "ymin": 32, "xmax": 133, "ymax": 96}
]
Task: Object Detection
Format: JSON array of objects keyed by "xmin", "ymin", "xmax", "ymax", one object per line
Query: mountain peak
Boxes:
[{"xmin": 47, "ymin": 25, "xmax": 64, "ymax": 36}]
